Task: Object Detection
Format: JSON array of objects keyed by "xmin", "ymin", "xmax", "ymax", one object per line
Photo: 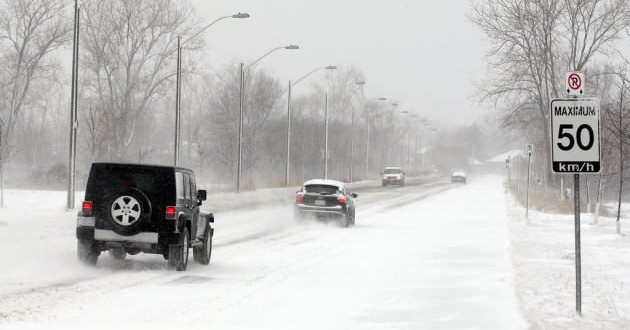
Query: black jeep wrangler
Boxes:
[{"xmin": 76, "ymin": 163, "xmax": 214, "ymax": 271}]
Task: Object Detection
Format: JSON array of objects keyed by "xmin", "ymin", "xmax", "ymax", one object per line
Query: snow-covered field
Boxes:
[
  {"xmin": 508, "ymin": 196, "xmax": 630, "ymax": 328},
  {"xmin": 1, "ymin": 174, "xmax": 628, "ymax": 329}
]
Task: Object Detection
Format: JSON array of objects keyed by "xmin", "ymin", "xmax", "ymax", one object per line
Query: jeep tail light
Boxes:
[
  {"xmin": 296, "ymin": 194, "xmax": 304, "ymax": 202},
  {"xmin": 337, "ymin": 196, "xmax": 346, "ymax": 204},
  {"xmin": 165, "ymin": 206, "xmax": 176, "ymax": 219},
  {"xmin": 82, "ymin": 201, "xmax": 93, "ymax": 216}
]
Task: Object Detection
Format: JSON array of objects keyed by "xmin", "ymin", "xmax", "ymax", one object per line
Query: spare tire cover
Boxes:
[{"xmin": 106, "ymin": 187, "xmax": 152, "ymax": 236}]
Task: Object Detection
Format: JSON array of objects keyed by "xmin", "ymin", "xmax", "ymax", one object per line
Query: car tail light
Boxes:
[
  {"xmin": 296, "ymin": 194, "xmax": 304, "ymax": 202},
  {"xmin": 165, "ymin": 206, "xmax": 176, "ymax": 219},
  {"xmin": 82, "ymin": 201, "xmax": 93, "ymax": 216},
  {"xmin": 337, "ymin": 196, "xmax": 346, "ymax": 204}
]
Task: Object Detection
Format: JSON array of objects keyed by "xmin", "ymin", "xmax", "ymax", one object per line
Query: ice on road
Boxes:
[{"xmin": 0, "ymin": 176, "xmax": 526, "ymax": 329}]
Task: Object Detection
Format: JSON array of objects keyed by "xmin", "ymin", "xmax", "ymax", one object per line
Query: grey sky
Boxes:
[{"xmin": 190, "ymin": 0, "xmax": 487, "ymax": 126}]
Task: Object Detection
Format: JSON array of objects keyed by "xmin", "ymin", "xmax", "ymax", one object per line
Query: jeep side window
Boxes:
[
  {"xmin": 183, "ymin": 173, "xmax": 191, "ymax": 200},
  {"xmin": 176, "ymin": 172, "xmax": 185, "ymax": 200},
  {"xmin": 190, "ymin": 175, "xmax": 197, "ymax": 200}
]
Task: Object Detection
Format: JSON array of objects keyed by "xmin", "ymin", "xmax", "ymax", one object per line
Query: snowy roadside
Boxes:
[{"xmin": 506, "ymin": 191, "xmax": 630, "ymax": 328}]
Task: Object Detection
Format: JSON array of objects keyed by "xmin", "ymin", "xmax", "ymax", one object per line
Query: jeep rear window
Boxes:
[
  {"xmin": 304, "ymin": 185, "xmax": 338, "ymax": 195},
  {"xmin": 88, "ymin": 165, "xmax": 172, "ymax": 195}
]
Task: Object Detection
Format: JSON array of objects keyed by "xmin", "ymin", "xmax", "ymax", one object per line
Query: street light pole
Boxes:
[
  {"xmin": 237, "ymin": 44, "xmax": 299, "ymax": 192},
  {"xmin": 184, "ymin": 13, "xmax": 249, "ymax": 46},
  {"xmin": 350, "ymin": 102, "xmax": 354, "ymax": 181},
  {"xmin": 365, "ymin": 110, "xmax": 370, "ymax": 180},
  {"xmin": 66, "ymin": 0, "xmax": 79, "ymax": 210},
  {"xmin": 174, "ymin": 36, "xmax": 182, "ymax": 166},
  {"xmin": 324, "ymin": 92, "xmax": 329, "ymax": 179},
  {"xmin": 285, "ymin": 65, "xmax": 337, "ymax": 186},
  {"xmin": 285, "ymin": 79, "xmax": 292, "ymax": 186},
  {"xmin": 174, "ymin": 12, "xmax": 249, "ymax": 166},
  {"xmin": 237, "ymin": 62, "xmax": 245, "ymax": 192}
]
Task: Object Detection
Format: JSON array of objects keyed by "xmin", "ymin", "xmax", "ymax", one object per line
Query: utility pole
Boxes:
[
  {"xmin": 285, "ymin": 79, "xmax": 292, "ymax": 186},
  {"xmin": 365, "ymin": 110, "xmax": 370, "ymax": 180},
  {"xmin": 324, "ymin": 92, "xmax": 329, "ymax": 179},
  {"xmin": 237, "ymin": 62, "xmax": 244, "ymax": 192},
  {"xmin": 66, "ymin": 0, "xmax": 80, "ymax": 210},
  {"xmin": 526, "ymin": 144, "xmax": 532, "ymax": 222},
  {"xmin": 174, "ymin": 36, "xmax": 182, "ymax": 166}
]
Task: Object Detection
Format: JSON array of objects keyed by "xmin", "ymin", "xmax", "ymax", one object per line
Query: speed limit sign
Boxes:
[{"xmin": 550, "ymin": 98, "xmax": 600, "ymax": 173}]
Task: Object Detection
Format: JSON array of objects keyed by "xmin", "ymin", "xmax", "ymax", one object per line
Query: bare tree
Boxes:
[
  {"xmin": 603, "ymin": 72, "xmax": 630, "ymax": 233},
  {"xmin": 80, "ymin": 0, "xmax": 197, "ymax": 161},
  {"xmin": 196, "ymin": 63, "xmax": 284, "ymax": 188},
  {"xmin": 470, "ymin": 0, "xmax": 630, "ymax": 185},
  {"xmin": 0, "ymin": 0, "xmax": 71, "ymax": 205}
]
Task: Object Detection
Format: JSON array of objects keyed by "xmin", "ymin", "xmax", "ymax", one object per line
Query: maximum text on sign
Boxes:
[{"xmin": 550, "ymin": 98, "xmax": 600, "ymax": 173}]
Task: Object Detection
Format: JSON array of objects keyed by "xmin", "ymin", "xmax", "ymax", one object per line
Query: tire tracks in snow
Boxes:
[{"xmin": 0, "ymin": 177, "xmax": 448, "ymax": 324}]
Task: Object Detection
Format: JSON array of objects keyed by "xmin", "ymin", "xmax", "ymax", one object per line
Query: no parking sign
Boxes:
[{"xmin": 566, "ymin": 72, "xmax": 584, "ymax": 96}]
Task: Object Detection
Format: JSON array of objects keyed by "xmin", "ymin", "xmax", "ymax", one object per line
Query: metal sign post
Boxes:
[
  {"xmin": 574, "ymin": 173, "xmax": 581, "ymax": 316},
  {"xmin": 550, "ymin": 94, "xmax": 600, "ymax": 317}
]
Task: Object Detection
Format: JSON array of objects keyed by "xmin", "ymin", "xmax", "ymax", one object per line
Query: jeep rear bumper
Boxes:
[{"xmin": 94, "ymin": 229, "xmax": 158, "ymax": 244}]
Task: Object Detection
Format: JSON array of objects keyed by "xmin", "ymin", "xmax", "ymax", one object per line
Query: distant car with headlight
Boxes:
[
  {"xmin": 381, "ymin": 166, "xmax": 405, "ymax": 186},
  {"xmin": 451, "ymin": 171, "xmax": 467, "ymax": 184},
  {"xmin": 294, "ymin": 179, "xmax": 357, "ymax": 227}
]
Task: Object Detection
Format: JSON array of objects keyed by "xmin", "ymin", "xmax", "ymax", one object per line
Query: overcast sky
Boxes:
[{"xmin": 189, "ymin": 0, "xmax": 488, "ymax": 126}]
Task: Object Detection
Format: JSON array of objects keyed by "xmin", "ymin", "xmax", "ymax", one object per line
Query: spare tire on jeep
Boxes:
[{"xmin": 105, "ymin": 187, "xmax": 152, "ymax": 236}]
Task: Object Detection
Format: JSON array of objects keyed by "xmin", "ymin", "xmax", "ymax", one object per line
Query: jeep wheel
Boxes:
[
  {"xmin": 168, "ymin": 227, "xmax": 189, "ymax": 271},
  {"xmin": 193, "ymin": 225, "xmax": 212, "ymax": 265},
  {"xmin": 78, "ymin": 239, "xmax": 99, "ymax": 265}
]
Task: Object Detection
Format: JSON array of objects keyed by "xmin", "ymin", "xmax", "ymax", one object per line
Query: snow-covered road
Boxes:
[{"xmin": 0, "ymin": 176, "xmax": 526, "ymax": 329}]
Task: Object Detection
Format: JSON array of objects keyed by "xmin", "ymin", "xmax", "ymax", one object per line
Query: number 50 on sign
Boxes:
[{"xmin": 550, "ymin": 98, "xmax": 600, "ymax": 173}]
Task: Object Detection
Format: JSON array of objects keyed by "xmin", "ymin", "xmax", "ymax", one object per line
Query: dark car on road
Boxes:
[
  {"xmin": 75, "ymin": 163, "xmax": 214, "ymax": 271},
  {"xmin": 294, "ymin": 179, "xmax": 357, "ymax": 227}
]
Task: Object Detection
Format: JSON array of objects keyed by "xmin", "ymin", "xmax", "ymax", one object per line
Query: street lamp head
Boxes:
[
  {"xmin": 355, "ymin": 80, "xmax": 366, "ymax": 85},
  {"xmin": 325, "ymin": 65, "xmax": 337, "ymax": 70},
  {"xmin": 232, "ymin": 12, "xmax": 250, "ymax": 18},
  {"xmin": 285, "ymin": 44, "xmax": 300, "ymax": 50},
  {"xmin": 400, "ymin": 110, "xmax": 409, "ymax": 114},
  {"xmin": 378, "ymin": 97, "xmax": 387, "ymax": 101}
]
